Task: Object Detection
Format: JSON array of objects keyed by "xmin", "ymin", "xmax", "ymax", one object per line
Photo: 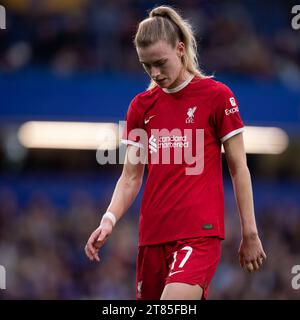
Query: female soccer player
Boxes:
[{"xmin": 85, "ymin": 5, "xmax": 266, "ymax": 300}]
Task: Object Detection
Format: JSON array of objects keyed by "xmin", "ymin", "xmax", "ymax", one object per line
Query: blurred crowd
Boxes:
[
  {"xmin": 0, "ymin": 0, "xmax": 299, "ymax": 80},
  {"xmin": 0, "ymin": 183, "xmax": 299, "ymax": 300}
]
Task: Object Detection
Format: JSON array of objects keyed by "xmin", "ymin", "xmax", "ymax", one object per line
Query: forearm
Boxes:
[
  {"xmin": 230, "ymin": 166, "xmax": 258, "ymax": 238},
  {"xmin": 106, "ymin": 174, "xmax": 142, "ymax": 223}
]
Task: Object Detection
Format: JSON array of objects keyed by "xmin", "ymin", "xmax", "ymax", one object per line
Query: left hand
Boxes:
[{"xmin": 238, "ymin": 233, "xmax": 267, "ymax": 273}]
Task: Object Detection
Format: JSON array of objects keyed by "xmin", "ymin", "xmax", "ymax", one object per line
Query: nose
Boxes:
[{"xmin": 150, "ymin": 66, "xmax": 160, "ymax": 79}]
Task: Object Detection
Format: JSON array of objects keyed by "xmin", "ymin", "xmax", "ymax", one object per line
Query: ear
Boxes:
[{"xmin": 176, "ymin": 41, "xmax": 185, "ymax": 58}]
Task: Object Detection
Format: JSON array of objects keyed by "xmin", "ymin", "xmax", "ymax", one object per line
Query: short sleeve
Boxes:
[
  {"xmin": 213, "ymin": 84, "xmax": 245, "ymax": 143},
  {"xmin": 121, "ymin": 97, "xmax": 145, "ymax": 148}
]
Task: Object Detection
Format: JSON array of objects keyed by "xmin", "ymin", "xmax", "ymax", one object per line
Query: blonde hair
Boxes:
[{"xmin": 134, "ymin": 5, "xmax": 209, "ymax": 90}]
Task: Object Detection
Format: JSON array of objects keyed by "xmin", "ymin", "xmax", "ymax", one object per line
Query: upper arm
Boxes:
[
  {"xmin": 223, "ymin": 132, "xmax": 247, "ymax": 175},
  {"xmin": 121, "ymin": 145, "xmax": 145, "ymax": 184},
  {"xmin": 212, "ymin": 83, "xmax": 244, "ymax": 143}
]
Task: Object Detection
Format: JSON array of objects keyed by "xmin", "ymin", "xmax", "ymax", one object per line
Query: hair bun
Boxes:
[
  {"xmin": 150, "ymin": 9, "xmax": 169, "ymax": 19},
  {"xmin": 152, "ymin": 12, "xmax": 166, "ymax": 18}
]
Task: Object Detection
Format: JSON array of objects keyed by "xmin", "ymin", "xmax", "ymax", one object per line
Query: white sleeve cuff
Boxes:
[
  {"xmin": 220, "ymin": 127, "xmax": 245, "ymax": 143},
  {"xmin": 121, "ymin": 139, "xmax": 144, "ymax": 149}
]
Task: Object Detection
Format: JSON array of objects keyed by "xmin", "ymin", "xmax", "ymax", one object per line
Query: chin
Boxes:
[{"xmin": 155, "ymin": 79, "xmax": 167, "ymax": 88}]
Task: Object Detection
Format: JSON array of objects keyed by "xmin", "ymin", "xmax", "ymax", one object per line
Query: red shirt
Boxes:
[{"xmin": 122, "ymin": 76, "xmax": 244, "ymax": 246}]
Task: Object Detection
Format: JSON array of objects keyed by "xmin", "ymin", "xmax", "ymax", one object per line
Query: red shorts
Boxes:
[{"xmin": 136, "ymin": 236, "xmax": 221, "ymax": 300}]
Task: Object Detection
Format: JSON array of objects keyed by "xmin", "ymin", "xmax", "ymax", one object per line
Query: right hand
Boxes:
[{"xmin": 85, "ymin": 218, "xmax": 113, "ymax": 262}]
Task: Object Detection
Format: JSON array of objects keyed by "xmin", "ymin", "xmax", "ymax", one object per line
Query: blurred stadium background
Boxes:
[{"xmin": 0, "ymin": 0, "xmax": 299, "ymax": 299}]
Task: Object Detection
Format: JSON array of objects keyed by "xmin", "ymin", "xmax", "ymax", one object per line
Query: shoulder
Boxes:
[
  {"xmin": 195, "ymin": 77, "xmax": 234, "ymax": 96},
  {"xmin": 198, "ymin": 78, "xmax": 237, "ymax": 110},
  {"xmin": 213, "ymin": 80, "xmax": 235, "ymax": 99}
]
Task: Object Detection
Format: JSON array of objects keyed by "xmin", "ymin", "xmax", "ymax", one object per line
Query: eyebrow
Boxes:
[{"xmin": 139, "ymin": 58, "xmax": 167, "ymax": 64}]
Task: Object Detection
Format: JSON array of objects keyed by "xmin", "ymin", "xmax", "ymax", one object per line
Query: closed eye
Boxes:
[
  {"xmin": 140, "ymin": 59, "xmax": 167, "ymax": 68},
  {"xmin": 154, "ymin": 60, "xmax": 166, "ymax": 67}
]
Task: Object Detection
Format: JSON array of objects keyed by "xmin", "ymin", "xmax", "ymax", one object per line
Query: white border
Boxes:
[
  {"xmin": 220, "ymin": 127, "xmax": 245, "ymax": 143},
  {"xmin": 162, "ymin": 74, "xmax": 194, "ymax": 94},
  {"xmin": 121, "ymin": 139, "xmax": 144, "ymax": 149}
]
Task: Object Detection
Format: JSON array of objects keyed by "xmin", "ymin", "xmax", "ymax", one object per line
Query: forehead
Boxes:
[{"xmin": 137, "ymin": 40, "xmax": 175, "ymax": 63}]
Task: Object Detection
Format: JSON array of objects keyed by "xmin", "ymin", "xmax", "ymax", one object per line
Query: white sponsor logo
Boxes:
[
  {"xmin": 186, "ymin": 106, "xmax": 197, "ymax": 123},
  {"xmin": 158, "ymin": 135, "xmax": 189, "ymax": 149},
  {"xmin": 168, "ymin": 270, "xmax": 184, "ymax": 277},
  {"xmin": 291, "ymin": 265, "xmax": 300, "ymax": 289},
  {"xmin": 148, "ymin": 135, "xmax": 157, "ymax": 154},
  {"xmin": 149, "ymin": 134, "xmax": 189, "ymax": 153},
  {"xmin": 147, "ymin": 129, "xmax": 204, "ymax": 175},
  {"xmin": 0, "ymin": 5, "xmax": 6, "ymax": 30},
  {"xmin": 144, "ymin": 115, "xmax": 156, "ymax": 124},
  {"xmin": 291, "ymin": 5, "xmax": 300, "ymax": 30},
  {"xmin": 225, "ymin": 106, "xmax": 239, "ymax": 116},
  {"xmin": 97, "ymin": 124, "xmax": 205, "ymax": 175},
  {"xmin": 0, "ymin": 265, "xmax": 6, "ymax": 289},
  {"xmin": 137, "ymin": 281, "xmax": 143, "ymax": 293},
  {"xmin": 229, "ymin": 97, "xmax": 236, "ymax": 106}
]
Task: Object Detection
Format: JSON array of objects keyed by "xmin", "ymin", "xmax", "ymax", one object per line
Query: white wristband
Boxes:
[{"xmin": 101, "ymin": 211, "xmax": 117, "ymax": 227}]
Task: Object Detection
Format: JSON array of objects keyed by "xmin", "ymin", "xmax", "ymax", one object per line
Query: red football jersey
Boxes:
[{"xmin": 122, "ymin": 76, "xmax": 244, "ymax": 246}]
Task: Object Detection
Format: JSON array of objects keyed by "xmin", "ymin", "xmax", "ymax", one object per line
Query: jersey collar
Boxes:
[{"xmin": 162, "ymin": 74, "xmax": 195, "ymax": 94}]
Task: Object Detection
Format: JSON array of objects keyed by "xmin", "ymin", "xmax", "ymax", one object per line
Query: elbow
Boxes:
[
  {"xmin": 121, "ymin": 174, "xmax": 143, "ymax": 192},
  {"xmin": 132, "ymin": 177, "xmax": 143, "ymax": 192},
  {"xmin": 229, "ymin": 163, "xmax": 250, "ymax": 178}
]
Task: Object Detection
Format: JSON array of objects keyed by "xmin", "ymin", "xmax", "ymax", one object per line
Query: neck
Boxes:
[
  {"xmin": 162, "ymin": 72, "xmax": 194, "ymax": 94},
  {"xmin": 169, "ymin": 69, "xmax": 192, "ymax": 89}
]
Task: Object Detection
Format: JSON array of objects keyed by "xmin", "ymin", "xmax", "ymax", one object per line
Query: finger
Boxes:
[
  {"xmin": 85, "ymin": 245, "xmax": 94, "ymax": 261},
  {"xmin": 97, "ymin": 230, "xmax": 108, "ymax": 242},
  {"xmin": 94, "ymin": 251, "xmax": 100, "ymax": 262},
  {"xmin": 246, "ymin": 262, "xmax": 254, "ymax": 273},
  {"xmin": 92, "ymin": 242, "xmax": 101, "ymax": 262},
  {"xmin": 257, "ymin": 256, "xmax": 264, "ymax": 266},
  {"xmin": 261, "ymin": 251, "xmax": 267, "ymax": 260},
  {"xmin": 87, "ymin": 243, "xmax": 100, "ymax": 262},
  {"xmin": 91, "ymin": 248, "xmax": 100, "ymax": 262},
  {"xmin": 239, "ymin": 252, "xmax": 245, "ymax": 268},
  {"xmin": 88, "ymin": 239, "xmax": 100, "ymax": 261},
  {"xmin": 90, "ymin": 228, "xmax": 102, "ymax": 244},
  {"xmin": 239, "ymin": 256, "xmax": 245, "ymax": 268},
  {"xmin": 90, "ymin": 229, "xmax": 103, "ymax": 248},
  {"xmin": 87, "ymin": 241, "xmax": 96, "ymax": 256},
  {"xmin": 252, "ymin": 260, "xmax": 259, "ymax": 271}
]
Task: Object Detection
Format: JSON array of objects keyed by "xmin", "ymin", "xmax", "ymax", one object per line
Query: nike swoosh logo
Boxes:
[
  {"xmin": 144, "ymin": 115, "xmax": 156, "ymax": 124},
  {"xmin": 168, "ymin": 270, "xmax": 184, "ymax": 277}
]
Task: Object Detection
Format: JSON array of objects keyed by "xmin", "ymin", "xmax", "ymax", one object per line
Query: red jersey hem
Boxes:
[{"xmin": 138, "ymin": 233, "xmax": 225, "ymax": 247}]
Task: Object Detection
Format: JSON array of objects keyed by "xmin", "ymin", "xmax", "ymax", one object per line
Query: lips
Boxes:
[{"xmin": 156, "ymin": 78, "xmax": 166, "ymax": 84}]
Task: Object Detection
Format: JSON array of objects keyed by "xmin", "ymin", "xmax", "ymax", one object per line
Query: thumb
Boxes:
[{"xmin": 97, "ymin": 230, "xmax": 107, "ymax": 242}]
